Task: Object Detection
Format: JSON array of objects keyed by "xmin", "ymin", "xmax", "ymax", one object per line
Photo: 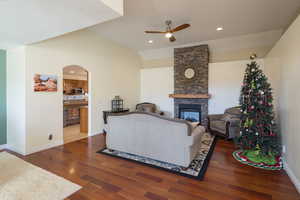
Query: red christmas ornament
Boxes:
[{"xmin": 270, "ymin": 132, "xmax": 275, "ymax": 136}]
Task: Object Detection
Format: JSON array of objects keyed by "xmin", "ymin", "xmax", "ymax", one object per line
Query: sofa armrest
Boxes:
[
  {"xmin": 207, "ymin": 114, "xmax": 223, "ymax": 120},
  {"xmin": 188, "ymin": 126, "xmax": 205, "ymax": 145}
]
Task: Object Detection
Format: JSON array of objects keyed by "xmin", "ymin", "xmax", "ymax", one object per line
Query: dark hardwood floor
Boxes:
[{"xmin": 10, "ymin": 134, "xmax": 300, "ymax": 200}]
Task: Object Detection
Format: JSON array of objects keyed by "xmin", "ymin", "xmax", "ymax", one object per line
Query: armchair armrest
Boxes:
[
  {"xmin": 225, "ymin": 118, "xmax": 241, "ymax": 139},
  {"xmin": 155, "ymin": 110, "xmax": 164, "ymax": 115},
  {"xmin": 227, "ymin": 118, "xmax": 240, "ymax": 127},
  {"xmin": 207, "ymin": 114, "xmax": 223, "ymax": 120}
]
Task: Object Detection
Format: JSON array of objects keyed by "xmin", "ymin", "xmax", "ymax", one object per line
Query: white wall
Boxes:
[
  {"xmin": 265, "ymin": 14, "xmax": 300, "ymax": 192},
  {"xmin": 140, "ymin": 59, "xmax": 264, "ymax": 116},
  {"xmin": 209, "ymin": 59, "xmax": 264, "ymax": 114},
  {"xmin": 6, "ymin": 47, "xmax": 26, "ymax": 155},
  {"xmin": 140, "ymin": 67, "xmax": 174, "ymax": 117},
  {"xmin": 7, "ymin": 29, "xmax": 141, "ymax": 155}
]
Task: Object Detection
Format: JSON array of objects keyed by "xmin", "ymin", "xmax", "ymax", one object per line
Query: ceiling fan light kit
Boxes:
[
  {"xmin": 145, "ymin": 20, "xmax": 190, "ymax": 42},
  {"xmin": 165, "ymin": 32, "xmax": 173, "ymax": 38}
]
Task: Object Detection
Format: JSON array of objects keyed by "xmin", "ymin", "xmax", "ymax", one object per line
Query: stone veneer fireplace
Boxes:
[{"xmin": 170, "ymin": 45, "xmax": 210, "ymax": 126}]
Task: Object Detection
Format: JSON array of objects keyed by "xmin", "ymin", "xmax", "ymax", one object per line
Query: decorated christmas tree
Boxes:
[{"xmin": 234, "ymin": 57, "xmax": 281, "ymax": 169}]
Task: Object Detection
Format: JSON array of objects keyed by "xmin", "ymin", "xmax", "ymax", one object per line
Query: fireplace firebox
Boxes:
[{"xmin": 179, "ymin": 104, "xmax": 201, "ymax": 122}]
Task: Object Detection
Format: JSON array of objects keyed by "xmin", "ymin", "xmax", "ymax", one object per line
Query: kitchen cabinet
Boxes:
[
  {"xmin": 63, "ymin": 79, "xmax": 88, "ymax": 94},
  {"xmin": 80, "ymin": 106, "xmax": 88, "ymax": 133},
  {"xmin": 63, "ymin": 101, "xmax": 88, "ymax": 127}
]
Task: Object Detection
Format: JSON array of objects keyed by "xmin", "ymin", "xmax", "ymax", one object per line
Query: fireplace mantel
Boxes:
[{"xmin": 169, "ymin": 94, "xmax": 211, "ymax": 99}]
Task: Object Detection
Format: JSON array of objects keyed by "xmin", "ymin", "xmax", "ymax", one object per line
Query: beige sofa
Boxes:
[{"xmin": 107, "ymin": 112, "xmax": 205, "ymax": 167}]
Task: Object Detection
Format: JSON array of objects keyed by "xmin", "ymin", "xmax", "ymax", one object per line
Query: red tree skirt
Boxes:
[{"xmin": 233, "ymin": 150, "xmax": 283, "ymax": 170}]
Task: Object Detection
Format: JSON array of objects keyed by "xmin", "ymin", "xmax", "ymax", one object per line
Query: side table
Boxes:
[{"xmin": 103, "ymin": 109, "xmax": 130, "ymax": 124}]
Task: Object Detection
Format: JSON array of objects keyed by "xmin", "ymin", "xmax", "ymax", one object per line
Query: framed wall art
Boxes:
[{"xmin": 34, "ymin": 74, "xmax": 58, "ymax": 92}]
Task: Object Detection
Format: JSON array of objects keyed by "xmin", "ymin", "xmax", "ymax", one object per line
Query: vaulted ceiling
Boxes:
[
  {"xmin": 89, "ymin": 0, "xmax": 300, "ymax": 51},
  {"xmin": 0, "ymin": 0, "xmax": 123, "ymax": 49}
]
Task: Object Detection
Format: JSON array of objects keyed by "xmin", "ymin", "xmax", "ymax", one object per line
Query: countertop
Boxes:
[{"xmin": 64, "ymin": 100, "xmax": 88, "ymax": 107}]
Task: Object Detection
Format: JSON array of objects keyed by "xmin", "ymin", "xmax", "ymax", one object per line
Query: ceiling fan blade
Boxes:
[
  {"xmin": 145, "ymin": 30, "xmax": 166, "ymax": 34},
  {"xmin": 171, "ymin": 24, "xmax": 190, "ymax": 32},
  {"xmin": 169, "ymin": 35, "xmax": 176, "ymax": 42}
]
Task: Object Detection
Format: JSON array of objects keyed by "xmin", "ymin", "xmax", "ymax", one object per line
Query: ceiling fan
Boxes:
[{"xmin": 145, "ymin": 20, "xmax": 191, "ymax": 42}]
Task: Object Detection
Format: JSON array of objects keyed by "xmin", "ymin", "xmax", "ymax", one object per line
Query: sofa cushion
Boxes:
[{"xmin": 210, "ymin": 120, "xmax": 226, "ymax": 134}]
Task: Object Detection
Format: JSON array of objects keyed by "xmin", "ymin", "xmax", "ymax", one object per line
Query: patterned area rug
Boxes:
[{"xmin": 98, "ymin": 132, "xmax": 217, "ymax": 180}]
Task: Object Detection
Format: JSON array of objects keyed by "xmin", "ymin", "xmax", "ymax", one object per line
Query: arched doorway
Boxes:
[{"xmin": 63, "ymin": 65, "xmax": 89, "ymax": 144}]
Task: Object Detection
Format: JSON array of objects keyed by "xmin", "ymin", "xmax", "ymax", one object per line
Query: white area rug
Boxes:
[{"xmin": 0, "ymin": 152, "xmax": 81, "ymax": 200}]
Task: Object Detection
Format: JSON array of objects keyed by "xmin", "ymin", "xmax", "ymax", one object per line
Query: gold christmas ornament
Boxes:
[{"xmin": 250, "ymin": 53, "xmax": 257, "ymax": 60}]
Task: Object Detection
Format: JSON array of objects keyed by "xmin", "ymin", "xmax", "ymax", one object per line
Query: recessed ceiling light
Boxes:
[
  {"xmin": 69, "ymin": 70, "xmax": 75, "ymax": 74},
  {"xmin": 216, "ymin": 27, "xmax": 224, "ymax": 31},
  {"xmin": 148, "ymin": 40, "xmax": 153, "ymax": 44}
]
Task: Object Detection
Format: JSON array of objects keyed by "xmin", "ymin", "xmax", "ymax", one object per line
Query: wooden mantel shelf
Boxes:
[{"xmin": 169, "ymin": 94, "xmax": 211, "ymax": 99}]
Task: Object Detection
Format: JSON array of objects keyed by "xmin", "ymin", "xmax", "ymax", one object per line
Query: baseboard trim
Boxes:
[
  {"xmin": 89, "ymin": 132, "xmax": 103, "ymax": 137},
  {"xmin": 283, "ymin": 158, "xmax": 300, "ymax": 194},
  {"xmin": 6, "ymin": 144, "xmax": 26, "ymax": 155},
  {"xmin": 0, "ymin": 144, "xmax": 7, "ymax": 150},
  {"xmin": 26, "ymin": 140, "xmax": 64, "ymax": 155}
]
